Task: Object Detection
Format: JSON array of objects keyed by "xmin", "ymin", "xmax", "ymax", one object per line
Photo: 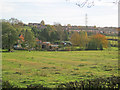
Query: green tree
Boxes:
[
  {"xmin": 70, "ymin": 32, "xmax": 80, "ymax": 46},
  {"xmin": 64, "ymin": 30, "xmax": 69, "ymax": 41},
  {"xmin": 79, "ymin": 31, "xmax": 88, "ymax": 48},
  {"xmin": 40, "ymin": 28, "xmax": 50, "ymax": 41},
  {"xmin": 99, "ymin": 44, "xmax": 103, "ymax": 50},
  {"xmin": 31, "ymin": 25, "xmax": 58, "ymax": 42},
  {"xmin": 24, "ymin": 30, "xmax": 36, "ymax": 49},
  {"xmin": 50, "ymin": 31, "xmax": 56, "ymax": 42},
  {"xmin": 31, "ymin": 27, "xmax": 40, "ymax": 38},
  {"xmin": 2, "ymin": 22, "xmax": 18, "ymax": 51},
  {"xmin": 87, "ymin": 39, "xmax": 97, "ymax": 50},
  {"xmin": 55, "ymin": 24, "xmax": 65, "ymax": 41},
  {"xmin": 40, "ymin": 20, "xmax": 45, "ymax": 25}
]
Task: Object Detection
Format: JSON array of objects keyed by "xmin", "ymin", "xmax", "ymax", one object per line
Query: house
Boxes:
[
  {"xmin": 42, "ymin": 42, "xmax": 59, "ymax": 51},
  {"xmin": 42, "ymin": 42, "xmax": 51, "ymax": 50},
  {"xmin": 14, "ymin": 34, "xmax": 24, "ymax": 50},
  {"xmin": 36, "ymin": 38, "xmax": 42, "ymax": 45},
  {"xmin": 28, "ymin": 23, "xmax": 47, "ymax": 29},
  {"xmin": 50, "ymin": 45, "xmax": 59, "ymax": 51},
  {"xmin": 13, "ymin": 44, "xmax": 22, "ymax": 50}
]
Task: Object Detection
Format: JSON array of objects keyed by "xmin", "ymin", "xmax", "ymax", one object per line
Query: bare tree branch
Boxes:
[{"xmin": 66, "ymin": 0, "xmax": 120, "ymax": 8}]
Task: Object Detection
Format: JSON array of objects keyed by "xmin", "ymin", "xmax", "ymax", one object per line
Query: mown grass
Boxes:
[
  {"xmin": 108, "ymin": 40, "xmax": 118, "ymax": 46},
  {"xmin": 106, "ymin": 36, "xmax": 119, "ymax": 40},
  {"xmin": 2, "ymin": 47, "xmax": 119, "ymax": 88},
  {"xmin": 106, "ymin": 36, "xmax": 118, "ymax": 46}
]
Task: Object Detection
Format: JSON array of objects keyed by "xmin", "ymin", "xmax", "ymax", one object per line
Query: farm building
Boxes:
[{"xmin": 42, "ymin": 42, "xmax": 59, "ymax": 51}]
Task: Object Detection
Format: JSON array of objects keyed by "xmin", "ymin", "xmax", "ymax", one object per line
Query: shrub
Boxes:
[{"xmin": 57, "ymin": 76, "xmax": 120, "ymax": 89}]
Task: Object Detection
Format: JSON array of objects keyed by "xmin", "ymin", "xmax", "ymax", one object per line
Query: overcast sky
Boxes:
[{"xmin": 0, "ymin": 0, "xmax": 118, "ymax": 27}]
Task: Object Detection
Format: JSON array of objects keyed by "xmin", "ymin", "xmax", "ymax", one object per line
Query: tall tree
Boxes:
[
  {"xmin": 70, "ymin": 32, "xmax": 80, "ymax": 46},
  {"xmin": 79, "ymin": 31, "xmax": 88, "ymax": 48},
  {"xmin": 70, "ymin": 31, "xmax": 88, "ymax": 48},
  {"xmin": 50, "ymin": 31, "xmax": 56, "ymax": 42},
  {"xmin": 54, "ymin": 24, "xmax": 65, "ymax": 41},
  {"xmin": 2, "ymin": 22, "xmax": 18, "ymax": 51},
  {"xmin": 87, "ymin": 39, "xmax": 97, "ymax": 50},
  {"xmin": 24, "ymin": 30, "xmax": 36, "ymax": 49},
  {"xmin": 64, "ymin": 30, "xmax": 69, "ymax": 41},
  {"xmin": 41, "ymin": 28, "xmax": 50, "ymax": 41}
]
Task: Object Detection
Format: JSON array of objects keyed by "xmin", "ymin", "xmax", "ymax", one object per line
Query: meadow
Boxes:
[
  {"xmin": 2, "ymin": 47, "xmax": 119, "ymax": 88},
  {"xmin": 106, "ymin": 36, "xmax": 119, "ymax": 47}
]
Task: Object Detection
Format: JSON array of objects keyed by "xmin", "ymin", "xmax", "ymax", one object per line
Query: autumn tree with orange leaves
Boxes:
[
  {"xmin": 87, "ymin": 34, "xmax": 108, "ymax": 50},
  {"xmin": 19, "ymin": 34, "xmax": 24, "ymax": 42}
]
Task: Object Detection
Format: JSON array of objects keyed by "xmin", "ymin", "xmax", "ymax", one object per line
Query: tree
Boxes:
[
  {"xmin": 67, "ymin": 24, "xmax": 71, "ymax": 26},
  {"xmin": 70, "ymin": 32, "xmax": 80, "ymax": 46},
  {"xmin": 40, "ymin": 20, "xmax": 45, "ymax": 25},
  {"xmin": 31, "ymin": 25, "xmax": 59, "ymax": 42},
  {"xmin": 9, "ymin": 18, "xmax": 21, "ymax": 25},
  {"xmin": 94, "ymin": 25, "xmax": 96, "ymax": 29},
  {"xmin": 70, "ymin": 31, "xmax": 88, "ymax": 49},
  {"xmin": 99, "ymin": 44, "xmax": 103, "ymax": 50},
  {"xmin": 40, "ymin": 28, "xmax": 50, "ymax": 41},
  {"xmin": 67, "ymin": 24, "xmax": 71, "ymax": 30},
  {"xmin": 79, "ymin": 31, "xmax": 88, "ymax": 48},
  {"xmin": 24, "ymin": 30, "xmax": 36, "ymax": 49},
  {"xmin": 50, "ymin": 31, "xmax": 56, "ymax": 42},
  {"xmin": 2, "ymin": 22, "xmax": 18, "ymax": 51},
  {"xmin": 54, "ymin": 24, "xmax": 65, "ymax": 41},
  {"xmin": 64, "ymin": 30, "xmax": 69, "ymax": 41},
  {"xmin": 87, "ymin": 39, "xmax": 97, "ymax": 50},
  {"xmin": 87, "ymin": 34, "xmax": 108, "ymax": 50}
]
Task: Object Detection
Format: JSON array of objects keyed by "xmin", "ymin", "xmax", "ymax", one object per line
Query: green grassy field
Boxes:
[
  {"xmin": 2, "ymin": 47, "xmax": 119, "ymax": 88},
  {"xmin": 106, "ymin": 36, "xmax": 118, "ymax": 46},
  {"xmin": 108, "ymin": 40, "xmax": 118, "ymax": 46}
]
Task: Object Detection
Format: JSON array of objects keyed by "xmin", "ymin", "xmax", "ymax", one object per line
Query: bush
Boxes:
[
  {"xmin": 27, "ymin": 84, "xmax": 46, "ymax": 88},
  {"xmin": 2, "ymin": 81, "xmax": 18, "ymax": 88},
  {"xmin": 2, "ymin": 76, "xmax": 120, "ymax": 89},
  {"xmin": 57, "ymin": 76, "xmax": 120, "ymax": 89}
]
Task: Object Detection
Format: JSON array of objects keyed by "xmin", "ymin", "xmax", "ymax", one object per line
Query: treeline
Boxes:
[
  {"xmin": 1, "ymin": 18, "xmax": 109, "ymax": 51},
  {"xmin": 70, "ymin": 32, "xmax": 108, "ymax": 50},
  {"xmin": 1, "ymin": 18, "xmax": 69, "ymax": 51},
  {"xmin": 31, "ymin": 24, "xmax": 69, "ymax": 42}
]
